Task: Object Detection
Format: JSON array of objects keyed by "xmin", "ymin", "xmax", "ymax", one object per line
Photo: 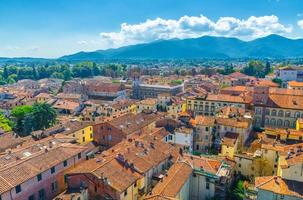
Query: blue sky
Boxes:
[{"xmin": 0, "ymin": 0, "xmax": 303, "ymax": 58}]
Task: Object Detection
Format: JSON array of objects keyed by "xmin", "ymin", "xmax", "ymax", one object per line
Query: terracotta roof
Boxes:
[
  {"xmin": 216, "ymin": 118, "xmax": 250, "ymax": 129},
  {"xmin": 206, "ymin": 94, "xmax": 246, "ymax": 104},
  {"xmin": 68, "ymin": 135, "xmax": 179, "ymax": 193},
  {"xmin": 0, "ymin": 133, "xmax": 25, "ymax": 153},
  {"xmin": 254, "ymin": 80, "xmax": 279, "ymax": 87},
  {"xmin": 255, "ymin": 176, "xmax": 303, "ymax": 198},
  {"xmin": 194, "ymin": 116, "xmax": 215, "ymax": 126},
  {"xmin": 267, "ymin": 94, "xmax": 303, "ymax": 110},
  {"xmin": 107, "ymin": 113, "xmax": 161, "ymax": 135},
  {"xmin": 183, "ymin": 155, "xmax": 222, "ymax": 175},
  {"xmin": 53, "ymin": 100, "xmax": 80, "ymax": 111},
  {"xmin": 145, "ymin": 161, "xmax": 192, "ymax": 198},
  {"xmin": 227, "ymin": 72, "xmax": 248, "ymax": 79},
  {"xmin": 222, "ymin": 132, "xmax": 239, "ymax": 147},
  {"xmin": 139, "ymin": 98, "xmax": 158, "ymax": 106},
  {"xmin": 0, "ymin": 144, "xmax": 87, "ymax": 194},
  {"xmin": 288, "ymin": 81, "xmax": 303, "ymax": 87}
]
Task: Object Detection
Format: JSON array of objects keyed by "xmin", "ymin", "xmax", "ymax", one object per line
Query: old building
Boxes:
[
  {"xmin": 93, "ymin": 112, "xmax": 161, "ymax": 148},
  {"xmin": 0, "ymin": 137, "xmax": 90, "ymax": 200}
]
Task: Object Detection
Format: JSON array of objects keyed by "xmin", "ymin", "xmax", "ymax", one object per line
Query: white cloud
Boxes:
[
  {"xmin": 298, "ymin": 20, "xmax": 303, "ymax": 29},
  {"xmin": 98, "ymin": 14, "xmax": 292, "ymax": 48}
]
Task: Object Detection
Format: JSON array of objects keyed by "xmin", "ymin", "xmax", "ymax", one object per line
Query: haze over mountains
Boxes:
[
  {"xmin": 59, "ymin": 34, "xmax": 303, "ymax": 61},
  {"xmin": 1, "ymin": 34, "xmax": 303, "ymax": 62}
]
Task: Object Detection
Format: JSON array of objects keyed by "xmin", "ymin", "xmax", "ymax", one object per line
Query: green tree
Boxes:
[
  {"xmin": 11, "ymin": 105, "xmax": 33, "ymax": 134},
  {"xmin": 232, "ymin": 180, "xmax": 245, "ymax": 200},
  {"xmin": 30, "ymin": 103, "xmax": 57, "ymax": 130},
  {"xmin": 3, "ymin": 65, "xmax": 9, "ymax": 79},
  {"xmin": 243, "ymin": 60, "xmax": 265, "ymax": 78},
  {"xmin": 0, "ymin": 113, "xmax": 14, "ymax": 132}
]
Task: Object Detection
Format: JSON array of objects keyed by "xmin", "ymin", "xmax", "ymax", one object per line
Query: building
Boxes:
[
  {"xmin": 287, "ymin": 81, "xmax": 303, "ymax": 90},
  {"xmin": 274, "ymin": 66, "xmax": 303, "ymax": 82},
  {"xmin": 146, "ymin": 154, "xmax": 234, "ymax": 200},
  {"xmin": 137, "ymin": 98, "xmax": 158, "ymax": 113},
  {"xmin": 0, "ymin": 138, "xmax": 90, "ymax": 200},
  {"xmin": 133, "ymin": 76, "xmax": 184, "ymax": 99},
  {"xmin": 253, "ymin": 86, "xmax": 303, "ymax": 129},
  {"xmin": 31, "ymin": 120, "xmax": 94, "ymax": 145},
  {"xmin": 65, "ymin": 134, "xmax": 179, "ymax": 200},
  {"xmin": 186, "ymin": 93, "xmax": 248, "ymax": 116},
  {"xmin": 255, "ymin": 176, "xmax": 303, "ymax": 200},
  {"xmin": 93, "ymin": 112, "xmax": 161, "ymax": 148}
]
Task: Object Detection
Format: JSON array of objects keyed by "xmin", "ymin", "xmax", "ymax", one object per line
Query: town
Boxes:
[{"xmin": 0, "ymin": 60, "xmax": 302, "ymax": 200}]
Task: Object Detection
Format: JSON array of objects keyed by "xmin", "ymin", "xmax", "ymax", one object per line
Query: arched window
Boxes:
[
  {"xmin": 277, "ymin": 119, "xmax": 283, "ymax": 127},
  {"xmin": 278, "ymin": 110, "xmax": 284, "ymax": 117},
  {"xmin": 271, "ymin": 110, "xmax": 277, "ymax": 116},
  {"xmin": 295, "ymin": 112, "xmax": 301, "ymax": 118},
  {"xmin": 255, "ymin": 117, "xmax": 261, "ymax": 124},
  {"xmin": 285, "ymin": 111, "xmax": 291, "ymax": 117},
  {"xmin": 284, "ymin": 120, "xmax": 290, "ymax": 127},
  {"xmin": 265, "ymin": 109, "xmax": 270, "ymax": 115},
  {"xmin": 265, "ymin": 118, "xmax": 269, "ymax": 125},
  {"xmin": 270, "ymin": 119, "xmax": 276, "ymax": 126}
]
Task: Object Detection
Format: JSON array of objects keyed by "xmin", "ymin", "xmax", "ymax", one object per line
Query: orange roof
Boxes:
[
  {"xmin": 255, "ymin": 176, "xmax": 303, "ymax": 198},
  {"xmin": 145, "ymin": 161, "xmax": 193, "ymax": 199},
  {"xmin": 288, "ymin": 81, "xmax": 303, "ymax": 87},
  {"xmin": 194, "ymin": 116, "xmax": 215, "ymax": 126}
]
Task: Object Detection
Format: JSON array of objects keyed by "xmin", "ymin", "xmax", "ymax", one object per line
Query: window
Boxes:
[
  {"xmin": 270, "ymin": 119, "xmax": 276, "ymax": 126},
  {"xmin": 124, "ymin": 190, "xmax": 128, "ymax": 196},
  {"xmin": 285, "ymin": 111, "xmax": 291, "ymax": 117},
  {"xmin": 168, "ymin": 135, "xmax": 173, "ymax": 140},
  {"xmin": 78, "ymin": 153, "xmax": 82, "ymax": 159},
  {"xmin": 15, "ymin": 185, "xmax": 22, "ymax": 194},
  {"xmin": 82, "ymin": 130, "xmax": 84, "ymax": 134},
  {"xmin": 280, "ymin": 194, "xmax": 284, "ymax": 199},
  {"xmin": 82, "ymin": 137, "xmax": 85, "ymax": 142},
  {"xmin": 51, "ymin": 181, "xmax": 58, "ymax": 193},
  {"xmin": 284, "ymin": 120, "xmax": 290, "ymax": 127},
  {"xmin": 37, "ymin": 173, "xmax": 42, "ymax": 181},
  {"xmin": 63, "ymin": 160, "xmax": 68, "ymax": 167},
  {"xmin": 238, "ymin": 164, "xmax": 241, "ymax": 168},
  {"xmin": 206, "ymin": 182, "xmax": 210, "ymax": 190},
  {"xmin": 196, "ymin": 144, "xmax": 199, "ymax": 150},
  {"xmin": 51, "ymin": 166, "xmax": 55, "ymax": 174},
  {"xmin": 38, "ymin": 189, "xmax": 45, "ymax": 200},
  {"xmin": 295, "ymin": 112, "xmax": 301, "ymax": 118},
  {"xmin": 265, "ymin": 118, "xmax": 269, "ymax": 125},
  {"xmin": 205, "ymin": 135, "xmax": 208, "ymax": 140},
  {"xmin": 90, "ymin": 133, "xmax": 93, "ymax": 139},
  {"xmin": 277, "ymin": 119, "xmax": 283, "ymax": 127},
  {"xmin": 28, "ymin": 195, "xmax": 35, "ymax": 200},
  {"xmin": 205, "ymin": 127, "xmax": 209, "ymax": 131},
  {"xmin": 265, "ymin": 109, "xmax": 270, "ymax": 115},
  {"xmin": 278, "ymin": 110, "xmax": 284, "ymax": 117},
  {"xmin": 271, "ymin": 109, "xmax": 277, "ymax": 116}
]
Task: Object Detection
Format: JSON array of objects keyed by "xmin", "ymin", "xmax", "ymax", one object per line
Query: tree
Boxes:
[
  {"xmin": 32, "ymin": 66, "xmax": 38, "ymax": 80},
  {"xmin": 11, "ymin": 105, "xmax": 33, "ymax": 134},
  {"xmin": 265, "ymin": 61, "xmax": 271, "ymax": 75},
  {"xmin": 0, "ymin": 113, "xmax": 14, "ymax": 132},
  {"xmin": 242, "ymin": 60, "xmax": 265, "ymax": 78},
  {"xmin": 232, "ymin": 180, "xmax": 245, "ymax": 200},
  {"xmin": 16, "ymin": 103, "xmax": 57, "ymax": 136},
  {"xmin": 3, "ymin": 65, "xmax": 9, "ymax": 79},
  {"xmin": 30, "ymin": 103, "xmax": 57, "ymax": 130}
]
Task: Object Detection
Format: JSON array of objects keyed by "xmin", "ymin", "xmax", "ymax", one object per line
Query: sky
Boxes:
[{"xmin": 0, "ymin": 0, "xmax": 303, "ymax": 58}]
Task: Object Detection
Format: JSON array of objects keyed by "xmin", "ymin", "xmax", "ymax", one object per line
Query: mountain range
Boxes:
[{"xmin": 59, "ymin": 34, "xmax": 303, "ymax": 61}]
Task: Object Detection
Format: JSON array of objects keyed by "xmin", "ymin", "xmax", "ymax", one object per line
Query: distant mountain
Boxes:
[{"xmin": 59, "ymin": 34, "xmax": 303, "ymax": 61}]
